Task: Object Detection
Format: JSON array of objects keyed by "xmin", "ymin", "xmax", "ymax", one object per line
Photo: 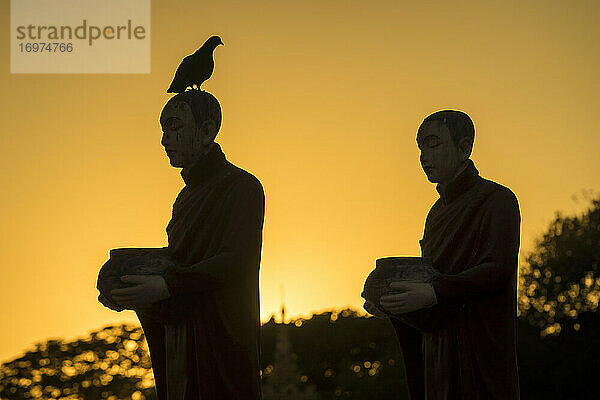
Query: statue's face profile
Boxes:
[
  {"xmin": 160, "ymin": 100, "xmax": 200, "ymax": 168},
  {"xmin": 416, "ymin": 121, "xmax": 463, "ymax": 184}
]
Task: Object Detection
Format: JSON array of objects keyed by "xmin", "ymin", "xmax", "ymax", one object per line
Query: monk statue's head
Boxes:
[
  {"xmin": 416, "ymin": 110, "xmax": 474, "ymax": 185},
  {"xmin": 160, "ymin": 90, "xmax": 222, "ymax": 168}
]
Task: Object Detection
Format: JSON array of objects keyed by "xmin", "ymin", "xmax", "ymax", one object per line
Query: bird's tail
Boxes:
[{"xmin": 167, "ymin": 82, "xmax": 185, "ymax": 93}]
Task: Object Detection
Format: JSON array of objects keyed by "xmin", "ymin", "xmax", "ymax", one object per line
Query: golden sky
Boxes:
[{"xmin": 1, "ymin": 0, "xmax": 599, "ymax": 362}]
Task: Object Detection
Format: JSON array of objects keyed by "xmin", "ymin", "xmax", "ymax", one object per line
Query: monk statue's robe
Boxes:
[
  {"xmin": 392, "ymin": 159, "xmax": 520, "ymax": 400},
  {"xmin": 138, "ymin": 143, "xmax": 265, "ymax": 400}
]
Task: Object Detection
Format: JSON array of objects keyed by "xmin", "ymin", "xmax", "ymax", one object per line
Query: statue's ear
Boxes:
[
  {"xmin": 200, "ymin": 119, "xmax": 218, "ymax": 144},
  {"xmin": 458, "ymin": 137, "xmax": 473, "ymax": 161}
]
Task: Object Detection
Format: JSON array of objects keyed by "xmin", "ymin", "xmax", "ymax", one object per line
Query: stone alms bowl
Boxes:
[
  {"xmin": 361, "ymin": 256, "xmax": 438, "ymax": 315},
  {"xmin": 96, "ymin": 247, "xmax": 175, "ymax": 311}
]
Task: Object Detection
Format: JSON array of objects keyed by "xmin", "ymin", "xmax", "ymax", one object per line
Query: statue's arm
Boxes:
[{"xmin": 162, "ymin": 177, "xmax": 265, "ymax": 294}]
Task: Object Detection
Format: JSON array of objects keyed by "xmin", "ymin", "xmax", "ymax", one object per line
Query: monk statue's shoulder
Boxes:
[
  {"xmin": 226, "ymin": 163, "xmax": 265, "ymax": 197},
  {"xmin": 480, "ymin": 178, "xmax": 517, "ymax": 200},
  {"xmin": 479, "ymin": 178, "xmax": 520, "ymax": 215}
]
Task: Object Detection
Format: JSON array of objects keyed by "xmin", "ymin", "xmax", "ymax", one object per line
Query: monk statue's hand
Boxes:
[
  {"xmin": 111, "ymin": 275, "xmax": 171, "ymax": 309},
  {"xmin": 380, "ymin": 280, "xmax": 437, "ymax": 315},
  {"xmin": 363, "ymin": 300, "xmax": 388, "ymax": 319}
]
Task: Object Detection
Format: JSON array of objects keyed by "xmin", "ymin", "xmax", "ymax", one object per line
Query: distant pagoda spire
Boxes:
[
  {"xmin": 280, "ymin": 285, "xmax": 286, "ymax": 323},
  {"xmin": 262, "ymin": 286, "xmax": 317, "ymax": 400}
]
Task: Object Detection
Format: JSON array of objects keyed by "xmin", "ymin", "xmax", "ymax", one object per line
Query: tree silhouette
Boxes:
[
  {"xmin": 0, "ymin": 325, "xmax": 157, "ymax": 400},
  {"xmin": 517, "ymin": 195, "xmax": 600, "ymax": 336},
  {"xmin": 516, "ymin": 195, "xmax": 600, "ymax": 399}
]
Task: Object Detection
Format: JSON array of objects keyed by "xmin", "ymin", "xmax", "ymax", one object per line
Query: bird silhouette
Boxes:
[{"xmin": 167, "ymin": 36, "xmax": 224, "ymax": 93}]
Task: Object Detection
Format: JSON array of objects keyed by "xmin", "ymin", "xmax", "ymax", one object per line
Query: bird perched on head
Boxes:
[{"xmin": 167, "ymin": 35, "xmax": 224, "ymax": 93}]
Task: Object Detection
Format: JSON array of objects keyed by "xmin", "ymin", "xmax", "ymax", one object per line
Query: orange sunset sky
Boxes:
[{"xmin": 1, "ymin": 0, "xmax": 599, "ymax": 363}]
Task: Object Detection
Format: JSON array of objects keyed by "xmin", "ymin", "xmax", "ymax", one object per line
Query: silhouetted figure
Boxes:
[
  {"xmin": 110, "ymin": 90, "xmax": 265, "ymax": 399},
  {"xmin": 365, "ymin": 110, "xmax": 520, "ymax": 399},
  {"xmin": 167, "ymin": 35, "xmax": 224, "ymax": 93}
]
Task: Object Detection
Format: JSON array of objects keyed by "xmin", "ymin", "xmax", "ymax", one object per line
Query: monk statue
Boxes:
[
  {"xmin": 365, "ymin": 110, "xmax": 521, "ymax": 399},
  {"xmin": 107, "ymin": 90, "xmax": 265, "ymax": 399}
]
